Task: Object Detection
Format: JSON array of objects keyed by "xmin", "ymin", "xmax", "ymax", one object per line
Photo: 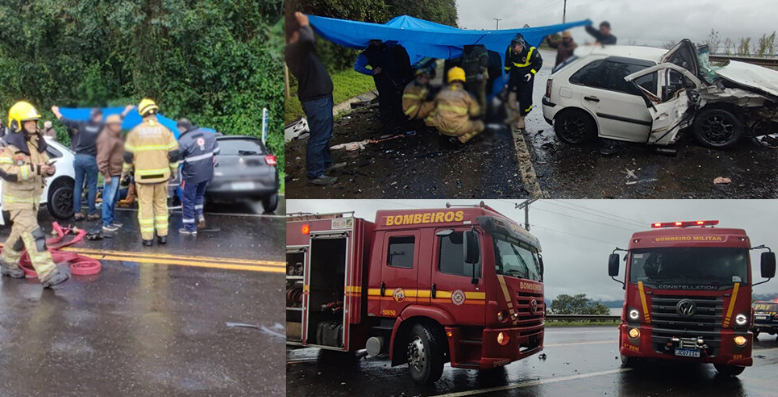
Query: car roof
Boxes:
[{"xmin": 574, "ymin": 45, "xmax": 668, "ymax": 63}]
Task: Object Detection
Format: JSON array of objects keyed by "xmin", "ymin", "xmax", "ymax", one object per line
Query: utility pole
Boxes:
[
  {"xmin": 515, "ymin": 199, "xmax": 538, "ymax": 231},
  {"xmin": 563, "ymin": 0, "xmax": 567, "ymax": 23},
  {"xmin": 494, "ymin": 18, "xmax": 502, "ymax": 30}
]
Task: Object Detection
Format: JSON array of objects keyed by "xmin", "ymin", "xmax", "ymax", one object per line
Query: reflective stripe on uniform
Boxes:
[
  {"xmin": 0, "ymin": 157, "xmax": 13, "ymax": 164},
  {"xmin": 512, "ymin": 47, "xmax": 536, "ymax": 68},
  {"xmin": 129, "ymin": 145, "xmax": 171, "ymax": 152},
  {"xmin": 141, "ymin": 226, "xmax": 155, "ymax": 233},
  {"xmin": 183, "ymin": 218, "xmax": 195, "ymax": 224},
  {"xmin": 167, "ymin": 142, "xmax": 178, "ymax": 150},
  {"xmin": 403, "ymin": 94, "xmax": 421, "ymax": 99},
  {"xmin": 2, "ymin": 195, "xmax": 34, "ymax": 203},
  {"xmin": 404, "ymin": 104, "xmax": 419, "ymax": 116},
  {"xmin": 438, "ymin": 104, "xmax": 469, "ymax": 115},
  {"xmin": 184, "ymin": 152, "xmax": 214, "ymax": 163},
  {"xmin": 136, "ymin": 168, "xmax": 169, "ymax": 176},
  {"xmin": 530, "ymin": 69, "xmax": 537, "ymax": 74}
]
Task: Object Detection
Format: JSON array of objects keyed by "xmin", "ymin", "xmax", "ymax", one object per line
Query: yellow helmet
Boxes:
[
  {"xmin": 447, "ymin": 67, "xmax": 466, "ymax": 83},
  {"xmin": 8, "ymin": 101, "xmax": 41, "ymax": 131},
  {"xmin": 138, "ymin": 98, "xmax": 159, "ymax": 116}
]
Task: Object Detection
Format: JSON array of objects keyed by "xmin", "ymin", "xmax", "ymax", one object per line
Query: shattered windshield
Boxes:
[
  {"xmin": 629, "ymin": 247, "xmax": 748, "ymax": 286},
  {"xmin": 492, "ymin": 233, "xmax": 541, "ymax": 281}
]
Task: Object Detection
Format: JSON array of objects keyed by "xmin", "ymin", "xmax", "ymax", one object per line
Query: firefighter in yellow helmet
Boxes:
[
  {"xmin": 430, "ymin": 67, "xmax": 485, "ymax": 144},
  {"xmin": 0, "ymin": 101, "xmax": 69, "ymax": 287},
  {"xmin": 123, "ymin": 98, "xmax": 179, "ymax": 246}
]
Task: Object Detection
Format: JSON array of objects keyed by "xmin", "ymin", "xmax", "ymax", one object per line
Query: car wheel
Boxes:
[
  {"xmin": 407, "ymin": 323, "xmax": 445, "ymax": 385},
  {"xmin": 692, "ymin": 108, "xmax": 743, "ymax": 149},
  {"xmin": 554, "ymin": 109, "xmax": 597, "ymax": 145},
  {"xmin": 714, "ymin": 364, "xmax": 745, "ymax": 377},
  {"xmin": 47, "ymin": 178, "xmax": 75, "ymax": 220},
  {"xmin": 262, "ymin": 193, "xmax": 279, "ymax": 213}
]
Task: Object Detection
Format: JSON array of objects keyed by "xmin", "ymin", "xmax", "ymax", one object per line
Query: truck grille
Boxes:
[
  {"xmin": 516, "ymin": 291, "xmax": 544, "ymax": 329},
  {"xmin": 650, "ymin": 295, "xmax": 723, "ymax": 356}
]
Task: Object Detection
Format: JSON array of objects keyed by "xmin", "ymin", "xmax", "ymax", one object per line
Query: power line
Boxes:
[
  {"xmin": 530, "ymin": 224, "xmax": 622, "ymax": 246},
  {"xmin": 530, "ymin": 205, "xmax": 640, "ymax": 233},
  {"xmin": 545, "ymin": 200, "xmax": 647, "ymax": 228}
]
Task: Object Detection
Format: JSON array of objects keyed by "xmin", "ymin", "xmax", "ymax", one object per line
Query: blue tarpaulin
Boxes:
[{"xmin": 58, "ymin": 107, "xmax": 217, "ymax": 139}]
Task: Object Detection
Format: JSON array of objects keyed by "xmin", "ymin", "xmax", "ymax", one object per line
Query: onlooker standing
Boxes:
[
  {"xmin": 461, "ymin": 44, "xmax": 489, "ymax": 114},
  {"xmin": 585, "ymin": 21, "xmax": 617, "ymax": 45},
  {"xmin": 96, "ymin": 113, "xmax": 129, "ymax": 232},
  {"xmin": 41, "ymin": 121, "xmax": 57, "ymax": 140},
  {"xmin": 546, "ymin": 31, "xmax": 578, "ymax": 67},
  {"xmin": 285, "ymin": 11, "xmax": 338, "ymax": 186},
  {"xmin": 354, "ymin": 40, "xmax": 405, "ymax": 125},
  {"xmin": 176, "ymin": 118, "xmax": 219, "ymax": 235}
]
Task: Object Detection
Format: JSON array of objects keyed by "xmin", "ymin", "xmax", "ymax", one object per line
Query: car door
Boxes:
[{"xmin": 377, "ymin": 230, "xmax": 421, "ymax": 318}]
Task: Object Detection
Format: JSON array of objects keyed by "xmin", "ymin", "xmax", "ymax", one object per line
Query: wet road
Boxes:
[
  {"xmin": 0, "ymin": 208, "xmax": 285, "ymax": 396},
  {"xmin": 286, "ymin": 326, "xmax": 778, "ymax": 397}
]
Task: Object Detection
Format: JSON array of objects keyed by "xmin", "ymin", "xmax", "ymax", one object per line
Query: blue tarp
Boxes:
[{"xmin": 59, "ymin": 107, "xmax": 217, "ymax": 139}]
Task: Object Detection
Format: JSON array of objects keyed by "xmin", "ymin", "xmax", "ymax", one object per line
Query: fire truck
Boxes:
[
  {"xmin": 751, "ymin": 299, "xmax": 778, "ymax": 339},
  {"xmin": 607, "ymin": 220, "xmax": 776, "ymax": 376},
  {"xmin": 286, "ymin": 203, "xmax": 546, "ymax": 384}
]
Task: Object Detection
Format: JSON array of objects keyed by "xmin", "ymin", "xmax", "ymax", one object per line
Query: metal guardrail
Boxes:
[
  {"xmin": 545, "ymin": 314, "xmax": 620, "ymax": 321},
  {"xmin": 709, "ymin": 55, "xmax": 778, "ymax": 68}
]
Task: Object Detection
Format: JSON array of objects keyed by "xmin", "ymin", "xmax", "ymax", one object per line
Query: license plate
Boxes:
[
  {"xmin": 756, "ymin": 315, "xmax": 768, "ymax": 320},
  {"xmin": 231, "ymin": 182, "xmax": 255, "ymax": 190},
  {"xmin": 674, "ymin": 348, "xmax": 701, "ymax": 358}
]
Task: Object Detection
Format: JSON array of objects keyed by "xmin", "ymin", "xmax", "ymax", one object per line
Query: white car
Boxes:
[
  {"xmin": 542, "ymin": 39, "xmax": 778, "ymax": 149},
  {"xmin": 0, "ymin": 136, "xmax": 75, "ymax": 225}
]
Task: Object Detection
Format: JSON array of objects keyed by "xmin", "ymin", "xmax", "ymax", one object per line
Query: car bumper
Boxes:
[
  {"xmin": 206, "ymin": 177, "xmax": 278, "ymax": 200},
  {"xmin": 446, "ymin": 324, "xmax": 544, "ymax": 369},
  {"xmin": 541, "ymin": 97, "xmax": 556, "ymax": 125}
]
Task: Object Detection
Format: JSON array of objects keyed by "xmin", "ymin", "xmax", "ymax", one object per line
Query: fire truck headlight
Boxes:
[
  {"xmin": 734, "ymin": 336, "xmax": 747, "ymax": 346},
  {"xmin": 628, "ymin": 328, "xmax": 640, "ymax": 339},
  {"xmin": 497, "ymin": 332, "xmax": 510, "ymax": 345},
  {"xmin": 497, "ymin": 310, "xmax": 509, "ymax": 322},
  {"xmin": 628, "ymin": 309, "xmax": 640, "ymax": 321},
  {"xmin": 735, "ymin": 314, "xmax": 747, "ymax": 326}
]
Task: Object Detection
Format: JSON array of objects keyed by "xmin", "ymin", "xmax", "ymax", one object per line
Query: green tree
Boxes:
[{"xmin": 551, "ymin": 294, "xmax": 611, "ymax": 315}]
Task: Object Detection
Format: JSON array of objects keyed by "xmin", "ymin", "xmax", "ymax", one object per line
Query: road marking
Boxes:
[
  {"xmin": 59, "ymin": 247, "xmax": 285, "ymax": 267},
  {"xmin": 755, "ymin": 347, "xmax": 778, "ymax": 354},
  {"xmin": 511, "ymin": 126, "xmax": 547, "ymax": 199},
  {"xmin": 545, "ymin": 330, "xmax": 617, "ymax": 335},
  {"xmin": 546, "ymin": 340, "xmax": 613, "ymax": 347},
  {"xmin": 91, "ymin": 254, "xmax": 285, "ymax": 273},
  {"xmin": 431, "ymin": 368, "xmax": 631, "ymax": 397}
]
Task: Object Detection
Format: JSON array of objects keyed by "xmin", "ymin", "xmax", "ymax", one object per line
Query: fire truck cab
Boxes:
[
  {"xmin": 286, "ymin": 203, "xmax": 546, "ymax": 384},
  {"xmin": 608, "ymin": 220, "xmax": 776, "ymax": 377}
]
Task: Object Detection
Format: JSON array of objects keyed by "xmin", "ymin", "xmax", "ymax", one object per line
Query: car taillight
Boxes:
[
  {"xmin": 265, "ymin": 155, "xmax": 277, "ymax": 166},
  {"xmin": 545, "ymin": 79, "xmax": 552, "ymax": 98}
]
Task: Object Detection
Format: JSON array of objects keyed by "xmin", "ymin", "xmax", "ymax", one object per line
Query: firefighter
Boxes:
[
  {"xmin": 123, "ymin": 99, "xmax": 179, "ymax": 246},
  {"xmin": 430, "ymin": 67, "xmax": 484, "ymax": 145},
  {"xmin": 401, "ymin": 67, "xmax": 436, "ymax": 122},
  {"xmin": 176, "ymin": 118, "xmax": 219, "ymax": 235},
  {"xmin": 504, "ymin": 33, "xmax": 543, "ymax": 131},
  {"xmin": 461, "ymin": 44, "xmax": 489, "ymax": 113},
  {"xmin": 0, "ymin": 101, "xmax": 69, "ymax": 288}
]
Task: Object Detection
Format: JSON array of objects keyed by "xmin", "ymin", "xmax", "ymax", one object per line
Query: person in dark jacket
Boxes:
[
  {"xmin": 504, "ymin": 33, "xmax": 543, "ymax": 131},
  {"xmin": 52, "ymin": 105, "xmax": 133, "ymax": 221},
  {"xmin": 461, "ymin": 44, "xmax": 489, "ymax": 114},
  {"xmin": 176, "ymin": 119, "xmax": 219, "ymax": 235},
  {"xmin": 285, "ymin": 11, "xmax": 338, "ymax": 186},
  {"xmin": 354, "ymin": 40, "xmax": 405, "ymax": 125},
  {"xmin": 586, "ymin": 21, "xmax": 617, "ymax": 45},
  {"xmin": 546, "ymin": 31, "xmax": 578, "ymax": 67}
]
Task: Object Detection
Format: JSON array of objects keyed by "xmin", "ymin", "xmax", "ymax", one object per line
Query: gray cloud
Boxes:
[{"xmin": 288, "ymin": 199, "xmax": 778, "ymax": 301}]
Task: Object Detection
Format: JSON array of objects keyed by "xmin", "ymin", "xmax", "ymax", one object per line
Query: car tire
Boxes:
[
  {"xmin": 407, "ymin": 323, "xmax": 445, "ymax": 385},
  {"xmin": 47, "ymin": 178, "xmax": 75, "ymax": 220},
  {"xmin": 262, "ymin": 193, "xmax": 279, "ymax": 213},
  {"xmin": 692, "ymin": 108, "xmax": 744, "ymax": 149},
  {"xmin": 714, "ymin": 364, "xmax": 745, "ymax": 377},
  {"xmin": 554, "ymin": 109, "xmax": 597, "ymax": 145}
]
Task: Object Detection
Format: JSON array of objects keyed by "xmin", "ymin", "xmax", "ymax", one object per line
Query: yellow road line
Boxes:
[
  {"xmin": 94, "ymin": 254, "xmax": 285, "ymax": 273},
  {"xmin": 58, "ymin": 247, "xmax": 284, "ymax": 267}
]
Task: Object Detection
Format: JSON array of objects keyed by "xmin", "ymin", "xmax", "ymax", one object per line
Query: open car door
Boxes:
[{"xmin": 625, "ymin": 41, "xmax": 704, "ymax": 145}]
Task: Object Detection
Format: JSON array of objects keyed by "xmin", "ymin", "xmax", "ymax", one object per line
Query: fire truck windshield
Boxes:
[
  {"xmin": 492, "ymin": 233, "xmax": 542, "ymax": 281},
  {"xmin": 629, "ymin": 247, "xmax": 749, "ymax": 287}
]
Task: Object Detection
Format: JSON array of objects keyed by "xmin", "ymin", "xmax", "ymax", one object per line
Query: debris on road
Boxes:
[{"xmin": 714, "ymin": 177, "xmax": 732, "ymax": 184}]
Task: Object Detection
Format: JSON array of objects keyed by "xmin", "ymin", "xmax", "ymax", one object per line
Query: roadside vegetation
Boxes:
[
  {"xmin": 665, "ymin": 29, "xmax": 777, "ymax": 58},
  {"xmin": 285, "ymin": 70, "xmax": 376, "ymax": 123},
  {"xmin": 545, "ymin": 294, "xmax": 617, "ymax": 327}
]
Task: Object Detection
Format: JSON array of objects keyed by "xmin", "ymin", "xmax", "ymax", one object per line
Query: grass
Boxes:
[
  {"xmin": 545, "ymin": 320, "xmax": 620, "ymax": 327},
  {"xmin": 285, "ymin": 69, "xmax": 376, "ymax": 123}
]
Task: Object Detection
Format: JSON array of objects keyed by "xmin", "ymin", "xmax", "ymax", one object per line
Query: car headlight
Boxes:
[
  {"xmin": 735, "ymin": 314, "xmax": 747, "ymax": 326},
  {"xmin": 628, "ymin": 309, "xmax": 640, "ymax": 321},
  {"xmin": 734, "ymin": 336, "xmax": 747, "ymax": 346},
  {"xmin": 628, "ymin": 328, "xmax": 640, "ymax": 339}
]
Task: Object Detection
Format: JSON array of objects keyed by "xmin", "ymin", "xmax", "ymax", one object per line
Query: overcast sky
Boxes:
[
  {"xmin": 456, "ymin": 0, "xmax": 778, "ymax": 48},
  {"xmin": 287, "ymin": 199, "xmax": 778, "ymax": 301}
]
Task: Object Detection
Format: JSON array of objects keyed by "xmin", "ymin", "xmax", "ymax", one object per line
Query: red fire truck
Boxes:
[
  {"xmin": 286, "ymin": 203, "xmax": 546, "ymax": 384},
  {"xmin": 607, "ymin": 220, "xmax": 775, "ymax": 376}
]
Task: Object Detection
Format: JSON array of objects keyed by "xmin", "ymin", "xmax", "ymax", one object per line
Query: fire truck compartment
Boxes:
[{"xmin": 307, "ymin": 236, "xmax": 348, "ymax": 349}]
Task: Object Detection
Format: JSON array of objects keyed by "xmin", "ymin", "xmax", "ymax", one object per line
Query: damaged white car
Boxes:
[{"xmin": 542, "ymin": 39, "xmax": 778, "ymax": 149}]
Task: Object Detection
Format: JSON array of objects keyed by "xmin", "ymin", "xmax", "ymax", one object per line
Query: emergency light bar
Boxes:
[{"xmin": 651, "ymin": 220, "xmax": 719, "ymax": 228}]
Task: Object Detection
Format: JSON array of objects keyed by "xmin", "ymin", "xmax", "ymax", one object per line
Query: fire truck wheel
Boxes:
[
  {"xmin": 620, "ymin": 354, "xmax": 638, "ymax": 368},
  {"xmin": 714, "ymin": 364, "xmax": 745, "ymax": 377},
  {"xmin": 407, "ymin": 323, "xmax": 445, "ymax": 385}
]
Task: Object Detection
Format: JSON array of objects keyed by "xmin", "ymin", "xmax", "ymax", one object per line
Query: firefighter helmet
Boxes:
[
  {"xmin": 447, "ymin": 67, "xmax": 466, "ymax": 83},
  {"xmin": 138, "ymin": 98, "xmax": 159, "ymax": 117},
  {"xmin": 8, "ymin": 101, "xmax": 41, "ymax": 132}
]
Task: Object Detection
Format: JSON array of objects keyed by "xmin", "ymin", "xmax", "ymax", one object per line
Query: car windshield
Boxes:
[
  {"xmin": 629, "ymin": 247, "xmax": 748, "ymax": 286},
  {"xmin": 218, "ymin": 139, "xmax": 266, "ymax": 156},
  {"xmin": 492, "ymin": 233, "xmax": 541, "ymax": 281}
]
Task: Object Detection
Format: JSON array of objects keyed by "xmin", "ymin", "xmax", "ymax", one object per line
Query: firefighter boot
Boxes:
[
  {"xmin": 41, "ymin": 268, "xmax": 70, "ymax": 289},
  {"xmin": 142, "ymin": 239, "xmax": 153, "ymax": 247},
  {"xmin": 517, "ymin": 116, "xmax": 526, "ymax": 131},
  {"xmin": 0, "ymin": 259, "xmax": 25, "ymax": 279},
  {"xmin": 157, "ymin": 236, "xmax": 167, "ymax": 245}
]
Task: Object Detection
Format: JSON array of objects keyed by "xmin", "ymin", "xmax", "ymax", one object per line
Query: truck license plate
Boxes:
[
  {"xmin": 755, "ymin": 315, "xmax": 768, "ymax": 320},
  {"xmin": 674, "ymin": 348, "xmax": 700, "ymax": 358},
  {"xmin": 231, "ymin": 182, "xmax": 255, "ymax": 190}
]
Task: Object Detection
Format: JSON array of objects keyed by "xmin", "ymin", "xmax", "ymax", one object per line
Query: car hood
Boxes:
[{"xmin": 715, "ymin": 61, "xmax": 778, "ymax": 98}]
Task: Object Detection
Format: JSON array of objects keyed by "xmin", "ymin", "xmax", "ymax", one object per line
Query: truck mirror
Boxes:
[
  {"xmin": 608, "ymin": 253, "xmax": 620, "ymax": 277},
  {"xmin": 463, "ymin": 230, "xmax": 480, "ymax": 265},
  {"xmin": 761, "ymin": 252, "xmax": 776, "ymax": 279},
  {"xmin": 539, "ymin": 256, "xmax": 545, "ymax": 279}
]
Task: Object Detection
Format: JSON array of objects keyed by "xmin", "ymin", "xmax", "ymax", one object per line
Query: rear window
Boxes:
[
  {"xmin": 217, "ymin": 138, "xmax": 266, "ymax": 156},
  {"xmin": 570, "ymin": 59, "xmax": 654, "ymax": 96}
]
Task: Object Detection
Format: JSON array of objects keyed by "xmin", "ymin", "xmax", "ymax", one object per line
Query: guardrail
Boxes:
[
  {"xmin": 709, "ymin": 55, "xmax": 778, "ymax": 68},
  {"xmin": 545, "ymin": 314, "xmax": 620, "ymax": 321}
]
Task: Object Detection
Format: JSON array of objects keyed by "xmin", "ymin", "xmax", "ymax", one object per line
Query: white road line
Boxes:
[
  {"xmin": 545, "ymin": 330, "xmax": 617, "ymax": 335},
  {"xmin": 431, "ymin": 368, "xmax": 632, "ymax": 397}
]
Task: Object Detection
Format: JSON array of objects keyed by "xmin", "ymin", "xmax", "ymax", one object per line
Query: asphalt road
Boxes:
[
  {"xmin": 0, "ymin": 209, "xmax": 285, "ymax": 396},
  {"xmin": 286, "ymin": 326, "xmax": 778, "ymax": 397}
]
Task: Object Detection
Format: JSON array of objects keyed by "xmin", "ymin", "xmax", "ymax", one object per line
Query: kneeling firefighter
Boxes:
[
  {"xmin": 0, "ymin": 101, "xmax": 69, "ymax": 288},
  {"xmin": 431, "ymin": 67, "xmax": 484, "ymax": 144},
  {"xmin": 123, "ymin": 99, "xmax": 179, "ymax": 247},
  {"xmin": 504, "ymin": 33, "xmax": 542, "ymax": 131},
  {"xmin": 402, "ymin": 67, "xmax": 436, "ymax": 122}
]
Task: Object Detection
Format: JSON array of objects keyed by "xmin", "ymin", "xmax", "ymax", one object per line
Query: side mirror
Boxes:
[
  {"xmin": 539, "ymin": 255, "xmax": 545, "ymax": 280},
  {"xmin": 761, "ymin": 252, "xmax": 776, "ymax": 279},
  {"xmin": 463, "ymin": 230, "xmax": 480, "ymax": 265},
  {"xmin": 608, "ymin": 253, "xmax": 620, "ymax": 277}
]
